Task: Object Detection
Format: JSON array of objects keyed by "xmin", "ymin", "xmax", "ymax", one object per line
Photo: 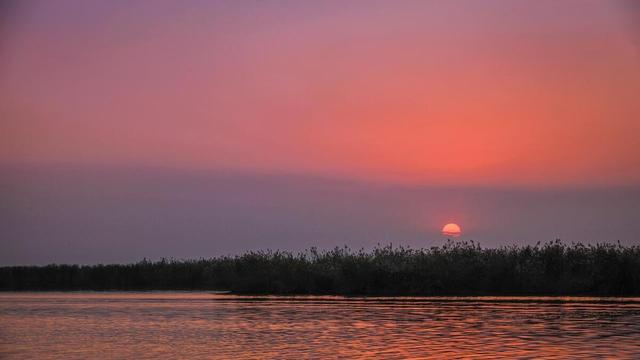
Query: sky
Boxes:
[{"xmin": 1, "ymin": 0, "xmax": 639, "ymax": 264}]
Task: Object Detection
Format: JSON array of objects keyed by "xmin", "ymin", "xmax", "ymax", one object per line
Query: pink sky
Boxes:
[
  {"xmin": 2, "ymin": 0, "xmax": 639, "ymax": 186},
  {"xmin": 1, "ymin": 1, "xmax": 640, "ymax": 264}
]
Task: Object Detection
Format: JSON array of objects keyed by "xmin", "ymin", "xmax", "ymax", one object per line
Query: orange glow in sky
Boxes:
[
  {"xmin": 1, "ymin": 1, "xmax": 639, "ymax": 187},
  {"xmin": 1, "ymin": 1, "xmax": 640, "ymax": 265}
]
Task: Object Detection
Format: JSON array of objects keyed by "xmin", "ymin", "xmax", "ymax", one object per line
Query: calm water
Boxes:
[{"xmin": 1, "ymin": 293, "xmax": 640, "ymax": 359}]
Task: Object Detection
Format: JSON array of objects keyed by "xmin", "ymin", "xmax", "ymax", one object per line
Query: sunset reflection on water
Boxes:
[{"xmin": 1, "ymin": 293, "xmax": 639, "ymax": 359}]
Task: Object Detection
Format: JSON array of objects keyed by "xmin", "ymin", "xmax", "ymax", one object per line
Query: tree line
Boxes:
[{"xmin": 1, "ymin": 240, "xmax": 639, "ymax": 295}]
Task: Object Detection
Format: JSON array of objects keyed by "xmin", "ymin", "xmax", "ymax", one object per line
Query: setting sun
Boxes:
[{"xmin": 442, "ymin": 223, "xmax": 462, "ymax": 237}]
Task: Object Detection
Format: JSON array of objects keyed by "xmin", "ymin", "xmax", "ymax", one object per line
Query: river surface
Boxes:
[{"xmin": 1, "ymin": 293, "xmax": 640, "ymax": 359}]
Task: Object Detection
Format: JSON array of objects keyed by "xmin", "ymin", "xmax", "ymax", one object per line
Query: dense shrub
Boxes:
[{"xmin": 1, "ymin": 240, "xmax": 639, "ymax": 295}]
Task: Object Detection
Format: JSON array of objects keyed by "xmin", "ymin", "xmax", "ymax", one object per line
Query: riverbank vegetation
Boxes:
[{"xmin": 1, "ymin": 240, "xmax": 639, "ymax": 295}]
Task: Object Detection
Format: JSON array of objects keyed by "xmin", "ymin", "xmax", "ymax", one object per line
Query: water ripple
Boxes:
[{"xmin": 1, "ymin": 293, "xmax": 639, "ymax": 359}]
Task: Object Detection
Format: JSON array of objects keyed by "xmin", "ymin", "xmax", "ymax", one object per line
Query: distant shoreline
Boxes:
[
  {"xmin": 3, "ymin": 292, "xmax": 640, "ymax": 303},
  {"xmin": 2, "ymin": 241, "xmax": 639, "ymax": 296}
]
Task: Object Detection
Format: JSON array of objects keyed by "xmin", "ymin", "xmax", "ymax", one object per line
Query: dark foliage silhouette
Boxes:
[{"xmin": 1, "ymin": 240, "xmax": 639, "ymax": 295}]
